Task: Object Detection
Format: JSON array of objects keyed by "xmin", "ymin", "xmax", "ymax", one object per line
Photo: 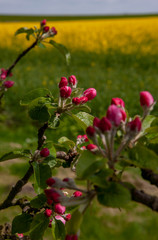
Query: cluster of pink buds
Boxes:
[
  {"xmin": 0, "ymin": 68, "xmax": 14, "ymax": 89},
  {"xmin": 85, "ymin": 91, "xmax": 155, "ymax": 168},
  {"xmin": 58, "ymin": 75, "xmax": 97, "ymax": 111},
  {"xmin": 65, "ymin": 234, "xmax": 78, "ymax": 240},
  {"xmin": 40, "ymin": 19, "xmax": 57, "ymax": 38}
]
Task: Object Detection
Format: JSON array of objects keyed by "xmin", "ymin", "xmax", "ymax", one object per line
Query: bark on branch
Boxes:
[{"xmin": 141, "ymin": 168, "xmax": 158, "ymax": 188}]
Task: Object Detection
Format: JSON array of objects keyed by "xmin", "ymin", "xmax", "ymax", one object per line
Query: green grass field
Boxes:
[{"xmin": 0, "ymin": 15, "xmax": 158, "ymax": 240}]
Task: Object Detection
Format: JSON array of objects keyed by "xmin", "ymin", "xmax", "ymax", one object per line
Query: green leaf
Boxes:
[
  {"xmin": 58, "ymin": 137, "xmax": 75, "ymax": 150},
  {"xmin": 29, "ymin": 213, "xmax": 49, "ymax": 240},
  {"xmin": 75, "ymin": 105, "xmax": 91, "ymax": 113},
  {"xmin": 129, "ymin": 144, "xmax": 158, "ymax": 172},
  {"xmin": 89, "ymin": 169, "xmax": 113, "ymax": 188},
  {"xmin": 66, "ymin": 209, "xmax": 83, "ymax": 234},
  {"xmin": 15, "ymin": 27, "xmax": 29, "ymax": 36},
  {"xmin": 33, "ymin": 162, "xmax": 52, "ymax": 194},
  {"xmin": 0, "ymin": 149, "xmax": 31, "ymax": 162},
  {"xmin": 37, "ymin": 42, "xmax": 46, "ymax": 48},
  {"xmin": 49, "ymin": 40, "xmax": 71, "ymax": 66},
  {"xmin": 30, "ymin": 193, "xmax": 47, "ymax": 209},
  {"xmin": 71, "ymin": 88, "xmax": 84, "ymax": 98},
  {"xmin": 12, "ymin": 213, "xmax": 32, "ymax": 234},
  {"xmin": 142, "ymin": 115, "xmax": 156, "ymax": 131},
  {"xmin": 28, "ymin": 97, "xmax": 51, "ymax": 122},
  {"xmin": 54, "ymin": 219, "xmax": 65, "ymax": 240},
  {"xmin": 43, "ymin": 141, "xmax": 57, "ymax": 168},
  {"xmin": 71, "ymin": 112, "xmax": 94, "ymax": 131},
  {"xmin": 97, "ymin": 182, "xmax": 131, "ymax": 208},
  {"xmin": 20, "ymin": 88, "xmax": 52, "ymax": 106}
]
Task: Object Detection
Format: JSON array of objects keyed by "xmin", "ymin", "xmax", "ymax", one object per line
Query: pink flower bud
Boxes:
[
  {"xmin": 48, "ymin": 219, "xmax": 53, "ymax": 228},
  {"xmin": 55, "ymin": 215, "xmax": 66, "ymax": 225},
  {"xmin": 86, "ymin": 126, "xmax": 95, "ymax": 137},
  {"xmin": 59, "ymin": 77, "xmax": 68, "ymax": 88},
  {"xmin": 45, "ymin": 189, "xmax": 61, "ymax": 203},
  {"xmin": 65, "ymin": 235, "xmax": 72, "ymax": 240},
  {"xmin": 83, "ymin": 88, "xmax": 97, "ymax": 100},
  {"xmin": 99, "ymin": 117, "xmax": 112, "ymax": 132},
  {"xmin": 72, "ymin": 96, "xmax": 88, "ymax": 105},
  {"xmin": 73, "ymin": 191, "xmax": 82, "ymax": 197},
  {"xmin": 47, "ymin": 199, "xmax": 53, "ymax": 205},
  {"xmin": 82, "ymin": 134, "xmax": 89, "ymax": 142},
  {"xmin": 65, "ymin": 213, "xmax": 71, "ymax": 221},
  {"xmin": 44, "ymin": 209, "xmax": 52, "ymax": 218},
  {"xmin": 77, "ymin": 135, "xmax": 82, "ymax": 139},
  {"xmin": 40, "ymin": 148, "xmax": 50, "ymax": 157},
  {"xmin": 81, "ymin": 146, "xmax": 86, "ymax": 150},
  {"xmin": 0, "ymin": 68, "xmax": 7, "ymax": 80},
  {"xmin": 43, "ymin": 26, "xmax": 50, "ymax": 32},
  {"xmin": 111, "ymin": 98, "xmax": 125, "ymax": 108},
  {"xmin": 3, "ymin": 80, "xmax": 14, "ymax": 88},
  {"xmin": 68, "ymin": 75, "xmax": 77, "ymax": 87},
  {"xmin": 41, "ymin": 19, "xmax": 46, "ymax": 26},
  {"xmin": 63, "ymin": 178, "xmax": 69, "ymax": 182},
  {"xmin": 106, "ymin": 105, "xmax": 123, "ymax": 126},
  {"xmin": 86, "ymin": 144, "xmax": 98, "ymax": 151},
  {"xmin": 93, "ymin": 117, "xmax": 100, "ymax": 128},
  {"xmin": 51, "ymin": 27, "xmax": 57, "ymax": 35},
  {"xmin": 46, "ymin": 177, "xmax": 56, "ymax": 186},
  {"xmin": 140, "ymin": 91, "xmax": 154, "ymax": 107},
  {"xmin": 17, "ymin": 233, "xmax": 24, "ymax": 238},
  {"xmin": 128, "ymin": 117, "xmax": 142, "ymax": 132},
  {"xmin": 120, "ymin": 109, "xmax": 127, "ymax": 122},
  {"xmin": 54, "ymin": 203, "xmax": 66, "ymax": 215},
  {"xmin": 60, "ymin": 86, "xmax": 72, "ymax": 98}
]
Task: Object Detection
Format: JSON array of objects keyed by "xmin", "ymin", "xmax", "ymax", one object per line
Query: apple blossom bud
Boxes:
[
  {"xmin": 86, "ymin": 126, "xmax": 95, "ymax": 137},
  {"xmin": 111, "ymin": 98, "xmax": 125, "ymax": 108},
  {"xmin": 68, "ymin": 75, "xmax": 77, "ymax": 87},
  {"xmin": 45, "ymin": 189, "xmax": 61, "ymax": 203},
  {"xmin": 55, "ymin": 215, "xmax": 66, "ymax": 225},
  {"xmin": 48, "ymin": 219, "xmax": 53, "ymax": 228},
  {"xmin": 54, "ymin": 203, "xmax": 66, "ymax": 215},
  {"xmin": 72, "ymin": 96, "xmax": 88, "ymax": 105},
  {"xmin": 3, "ymin": 80, "xmax": 14, "ymax": 88},
  {"xmin": 77, "ymin": 135, "xmax": 82, "ymax": 139},
  {"xmin": 86, "ymin": 144, "xmax": 98, "ymax": 151},
  {"xmin": 59, "ymin": 77, "xmax": 68, "ymax": 88},
  {"xmin": 63, "ymin": 178, "xmax": 69, "ymax": 182},
  {"xmin": 44, "ymin": 209, "xmax": 52, "ymax": 218},
  {"xmin": 17, "ymin": 233, "xmax": 24, "ymax": 238},
  {"xmin": 73, "ymin": 191, "xmax": 82, "ymax": 197},
  {"xmin": 106, "ymin": 105, "xmax": 123, "ymax": 126},
  {"xmin": 0, "ymin": 68, "xmax": 7, "ymax": 80},
  {"xmin": 81, "ymin": 146, "xmax": 86, "ymax": 150},
  {"xmin": 65, "ymin": 235, "xmax": 72, "ymax": 240},
  {"xmin": 99, "ymin": 117, "xmax": 112, "ymax": 132},
  {"xmin": 65, "ymin": 213, "xmax": 71, "ymax": 221},
  {"xmin": 40, "ymin": 148, "xmax": 50, "ymax": 157},
  {"xmin": 41, "ymin": 19, "xmax": 46, "ymax": 26},
  {"xmin": 140, "ymin": 91, "xmax": 154, "ymax": 107},
  {"xmin": 51, "ymin": 27, "xmax": 57, "ymax": 35},
  {"xmin": 60, "ymin": 86, "xmax": 72, "ymax": 98},
  {"xmin": 47, "ymin": 199, "xmax": 53, "ymax": 205},
  {"xmin": 128, "ymin": 117, "xmax": 142, "ymax": 132},
  {"xmin": 72, "ymin": 235, "xmax": 78, "ymax": 240},
  {"xmin": 82, "ymin": 134, "xmax": 89, "ymax": 142},
  {"xmin": 120, "ymin": 109, "xmax": 127, "ymax": 122},
  {"xmin": 93, "ymin": 117, "xmax": 100, "ymax": 128},
  {"xmin": 46, "ymin": 177, "xmax": 56, "ymax": 186},
  {"xmin": 43, "ymin": 26, "xmax": 50, "ymax": 32},
  {"xmin": 83, "ymin": 88, "xmax": 97, "ymax": 100}
]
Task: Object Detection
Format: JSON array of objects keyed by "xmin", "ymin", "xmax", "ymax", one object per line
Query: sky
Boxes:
[{"xmin": 0, "ymin": 0, "xmax": 158, "ymax": 15}]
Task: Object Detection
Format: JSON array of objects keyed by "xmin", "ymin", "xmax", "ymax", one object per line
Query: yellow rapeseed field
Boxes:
[{"xmin": 0, "ymin": 17, "xmax": 158, "ymax": 54}]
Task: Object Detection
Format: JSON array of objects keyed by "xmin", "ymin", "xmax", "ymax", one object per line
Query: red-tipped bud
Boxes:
[
  {"xmin": 106, "ymin": 105, "xmax": 123, "ymax": 126},
  {"xmin": 3, "ymin": 80, "xmax": 14, "ymax": 88},
  {"xmin": 40, "ymin": 148, "xmax": 50, "ymax": 157},
  {"xmin": 0, "ymin": 68, "xmax": 8, "ymax": 80},
  {"xmin": 65, "ymin": 213, "xmax": 71, "ymax": 221},
  {"xmin": 99, "ymin": 117, "xmax": 112, "ymax": 132},
  {"xmin": 111, "ymin": 98, "xmax": 125, "ymax": 108},
  {"xmin": 68, "ymin": 75, "xmax": 77, "ymax": 87},
  {"xmin": 86, "ymin": 144, "xmax": 98, "ymax": 151},
  {"xmin": 48, "ymin": 219, "xmax": 53, "ymax": 228},
  {"xmin": 55, "ymin": 215, "xmax": 66, "ymax": 225},
  {"xmin": 120, "ymin": 109, "xmax": 127, "ymax": 122},
  {"xmin": 81, "ymin": 146, "xmax": 86, "ymax": 150},
  {"xmin": 44, "ymin": 189, "xmax": 61, "ymax": 203},
  {"xmin": 93, "ymin": 117, "xmax": 100, "ymax": 128},
  {"xmin": 47, "ymin": 199, "xmax": 53, "ymax": 205},
  {"xmin": 83, "ymin": 88, "xmax": 97, "ymax": 100},
  {"xmin": 60, "ymin": 86, "xmax": 72, "ymax": 98},
  {"xmin": 63, "ymin": 178, "xmax": 69, "ymax": 182},
  {"xmin": 46, "ymin": 177, "xmax": 56, "ymax": 186},
  {"xmin": 59, "ymin": 77, "xmax": 68, "ymax": 88},
  {"xmin": 73, "ymin": 191, "xmax": 82, "ymax": 197},
  {"xmin": 72, "ymin": 96, "xmax": 88, "ymax": 105},
  {"xmin": 41, "ymin": 19, "xmax": 46, "ymax": 26},
  {"xmin": 82, "ymin": 134, "xmax": 89, "ymax": 142},
  {"xmin": 43, "ymin": 26, "xmax": 50, "ymax": 32},
  {"xmin": 17, "ymin": 234, "xmax": 24, "ymax": 238},
  {"xmin": 140, "ymin": 91, "xmax": 154, "ymax": 107},
  {"xmin": 44, "ymin": 209, "xmax": 52, "ymax": 218},
  {"xmin": 51, "ymin": 27, "xmax": 57, "ymax": 35},
  {"xmin": 65, "ymin": 235, "xmax": 72, "ymax": 240},
  {"xmin": 128, "ymin": 117, "xmax": 142, "ymax": 132},
  {"xmin": 54, "ymin": 203, "xmax": 66, "ymax": 215},
  {"xmin": 77, "ymin": 135, "xmax": 82, "ymax": 139},
  {"xmin": 86, "ymin": 126, "xmax": 95, "ymax": 137}
]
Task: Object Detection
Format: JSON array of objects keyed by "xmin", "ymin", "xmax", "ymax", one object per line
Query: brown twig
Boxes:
[{"xmin": 141, "ymin": 168, "xmax": 158, "ymax": 187}]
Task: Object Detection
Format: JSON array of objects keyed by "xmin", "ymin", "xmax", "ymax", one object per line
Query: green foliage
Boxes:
[
  {"xmin": 58, "ymin": 136, "xmax": 75, "ymax": 150},
  {"xmin": 71, "ymin": 112, "xmax": 94, "ymax": 131},
  {"xmin": 0, "ymin": 149, "xmax": 31, "ymax": 162},
  {"xmin": 15, "ymin": 27, "xmax": 34, "ymax": 40},
  {"xmin": 12, "ymin": 213, "xmax": 32, "ymax": 234},
  {"xmin": 30, "ymin": 193, "xmax": 47, "ymax": 208},
  {"xmin": 88, "ymin": 169, "xmax": 113, "ymax": 188},
  {"xmin": 97, "ymin": 182, "xmax": 131, "ymax": 208},
  {"xmin": 52, "ymin": 219, "xmax": 66, "ymax": 240},
  {"xmin": 66, "ymin": 209, "xmax": 83, "ymax": 234},
  {"xmin": 29, "ymin": 213, "xmax": 49, "ymax": 240}
]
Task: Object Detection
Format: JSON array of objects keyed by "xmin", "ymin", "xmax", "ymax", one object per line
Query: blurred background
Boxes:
[{"xmin": 0, "ymin": 0, "xmax": 158, "ymax": 239}]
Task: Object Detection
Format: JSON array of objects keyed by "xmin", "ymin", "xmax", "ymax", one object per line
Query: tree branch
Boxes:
[{"xmin": 141, "ymin": 168, "xmax": 158, "ymax": 188}]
